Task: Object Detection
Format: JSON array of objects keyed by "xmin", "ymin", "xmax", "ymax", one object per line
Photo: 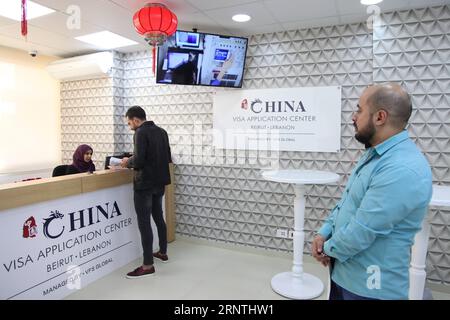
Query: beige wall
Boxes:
[{"xmin": 0, "ymin": 46, "xmax": 61, "ymax": 173}]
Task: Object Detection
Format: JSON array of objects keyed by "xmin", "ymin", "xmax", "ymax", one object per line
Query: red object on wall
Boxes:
[
  {"xmin": 133, "ymin": 3, "xmax": 178, "ymax": 75},
  {"xmin": 21, "ymin": 0, "xmax": 28, "ymax": 37},
  {"xmin": 23, "ymin": 216, "xmax": 38, "ymax": 238}
]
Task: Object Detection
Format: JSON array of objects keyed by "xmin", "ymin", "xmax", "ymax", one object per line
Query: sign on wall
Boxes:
[
  {"xmin": 213, "ymin": 86, "xmax": 341, "ymax": 152},
  {"xmin": 0, "ymin": 185, "xmax": 144, "ymax": 299}
]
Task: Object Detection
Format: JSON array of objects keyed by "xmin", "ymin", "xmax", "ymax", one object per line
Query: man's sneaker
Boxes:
[
  {"xmin": 153, "ymin": 251, "xmax": 168, "ymax": 263},
  {"xmin": 126, "ymin": 266, "xmax": 155, "ymax": 279}
]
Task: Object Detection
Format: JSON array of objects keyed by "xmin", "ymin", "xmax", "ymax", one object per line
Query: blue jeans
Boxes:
[{"xmin": 329, "ymin": 280, "xmax": 378, "ymax": 300}]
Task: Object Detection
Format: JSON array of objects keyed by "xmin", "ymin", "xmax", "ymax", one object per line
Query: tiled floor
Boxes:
[{"xmin": 65, "ymin": 237, "xmax": 450, "ymax": 300}]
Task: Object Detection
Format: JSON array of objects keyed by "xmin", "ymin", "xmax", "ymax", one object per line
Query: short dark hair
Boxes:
[{"xmin": 125, "ymin": 106, "xmax": 146, "ymax": 120}]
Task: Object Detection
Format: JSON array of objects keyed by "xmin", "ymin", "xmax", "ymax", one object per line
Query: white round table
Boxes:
[
  {"xmin": 409, "ymin": 185, "xmax": 450, "ymax": 299},
  {"xmin": 262, "ymin": 169, "xmax": 340, "ymax": 299}
]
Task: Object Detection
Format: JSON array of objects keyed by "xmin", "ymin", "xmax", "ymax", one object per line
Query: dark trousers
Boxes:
[
  {"xmin": 329, "ymin": 280, "xmax": 378, "ymax": 300},
  {"xmin": 134, "ymin": 187, "xmax": 167, "ymax": 265}
]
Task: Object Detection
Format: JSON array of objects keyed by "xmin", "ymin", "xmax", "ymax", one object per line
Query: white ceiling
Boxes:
[{"xmin": 0, "ymin": 0, "xmax": 448, "ymax": 57}]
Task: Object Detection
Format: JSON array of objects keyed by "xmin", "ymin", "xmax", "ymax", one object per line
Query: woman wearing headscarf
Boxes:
[{"xmin": 67, "ymin": 144, "xmax": 96, "ymax": 174}]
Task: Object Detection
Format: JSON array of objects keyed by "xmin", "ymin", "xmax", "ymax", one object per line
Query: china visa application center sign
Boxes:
[{"xmin": 213, "ymin": 86, "xmax": 341, "ymax": 152}]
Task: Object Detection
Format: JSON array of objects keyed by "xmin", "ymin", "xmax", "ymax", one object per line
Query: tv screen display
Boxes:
[{"xmin": 156, "ymin": 30, "xmax": 248, "ymax": 88}]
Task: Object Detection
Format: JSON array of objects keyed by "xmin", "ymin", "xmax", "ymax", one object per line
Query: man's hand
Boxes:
[
  {"xmin": 217, "ymin": 53, "xmax": 234, "ymax": 80},
  {"xmin": 312, "ymin": 234, "xmax": 331, "ymax": 267},
  {"xmin": 120, "ymin": 157, "xmax": 129, "ymax": 168}
]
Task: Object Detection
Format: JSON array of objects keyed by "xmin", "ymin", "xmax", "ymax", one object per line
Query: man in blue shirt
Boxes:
[{"xmin": 312, "ymin": 83, "xmax": 432, "ymax": 299}]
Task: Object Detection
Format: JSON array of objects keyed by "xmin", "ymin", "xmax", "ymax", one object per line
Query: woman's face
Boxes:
[{"xmin": 83, "ymin": 150, "xmax": 93, "ymax": 163}]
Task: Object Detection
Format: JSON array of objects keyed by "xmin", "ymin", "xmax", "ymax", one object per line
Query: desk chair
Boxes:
[{"xmin": 52, "ymin": 165, "xmax": 69, "ymax": 177}]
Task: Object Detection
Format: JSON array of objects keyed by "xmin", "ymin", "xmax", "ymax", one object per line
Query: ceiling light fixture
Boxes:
[
  {"xmin": 360, "ymin": 0, "xmax": 383, "ymax": 5},
  {"xmin": 75, "ymin": 31, "xmax": 138, "ymax": 49},
  {"xmin": 232, "ymin": 14, "xmax": 251, "ymax": 22},
  {"xmin": 0, "ymin": 0, "xmax": 54, "ymax": 21}
]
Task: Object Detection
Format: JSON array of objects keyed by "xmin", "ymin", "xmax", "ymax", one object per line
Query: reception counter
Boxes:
[{"xmin": 0, "ymin": 165, "xmax": 175, "ymax": 299}]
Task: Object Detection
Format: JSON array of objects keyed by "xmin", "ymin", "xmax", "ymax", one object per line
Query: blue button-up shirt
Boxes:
[{"xmin": 319, "ymin": 130, "xmax": 432, "ymax": 299}]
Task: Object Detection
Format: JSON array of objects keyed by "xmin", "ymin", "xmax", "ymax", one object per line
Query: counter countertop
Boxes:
[{"xmin": 0, "ymin": 169, "xmax": 132, "ymax": 211}]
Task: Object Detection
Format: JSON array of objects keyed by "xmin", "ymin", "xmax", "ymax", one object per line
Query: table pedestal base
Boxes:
[
  {"xmin": 261, "ymin": 170, "xmax": 339, "ymax": 300},
  {"xmin": 271, "ymin": 272, "xmax": 324, "ymax": 299}
]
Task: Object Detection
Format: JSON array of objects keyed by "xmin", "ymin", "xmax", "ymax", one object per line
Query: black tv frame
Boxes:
[{"xmin": 156, "ymin": 30, "xmax": 248, "ymax": 89}]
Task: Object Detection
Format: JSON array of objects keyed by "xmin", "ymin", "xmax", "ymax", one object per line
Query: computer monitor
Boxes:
[
  {"xmin": 176, "ymin": 31, "xmax": 200, "ymax": 48},
  {"xmin": 167, "ymin": 51, "xmax": 190, "ymax": 68}
]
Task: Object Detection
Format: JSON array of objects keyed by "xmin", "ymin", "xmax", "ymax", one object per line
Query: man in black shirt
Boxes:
[
  {"xmin": 171, "ymin": 52, "xmax": 197, "ymax": 85},
  {"xmin": 121, "ymin": 106, "xmax": 172, "ymax": 278}
]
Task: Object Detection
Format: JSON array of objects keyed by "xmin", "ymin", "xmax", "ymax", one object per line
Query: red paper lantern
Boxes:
[
  {"xmin": 133, "ymin": 3, "xmax": 178, "ymax": 74},
  {"xmin": 21, "ymin": 0, "xmax": 28, "ymax": 37}
]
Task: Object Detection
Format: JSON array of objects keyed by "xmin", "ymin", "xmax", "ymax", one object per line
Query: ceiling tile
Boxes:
[
  {"xmin": 0, "ymin": 34, "xmax": 69, "ymax": 57},
  {"xmin": 335, "ymin": 0, "xmax": 370, "ymax": 15},
  {"xmin": 241, "ymin": 22, "xmax": 284, "ymax": 36},
  {"xmin": 29, "ymin": 11, "xmax": 104, "ymax": 38},
  {"xmin": 204, "ymin": 2, "xmax": 277, "ymax": 28},
  {"xmin": 0, "ymin": 25, "xmax": 95, "ymax": 55},
  {"xmin": 35, "ymin": 0, "xmax": 90, "ymax": 12},
  {"xmin": 37, "ymin": 0, "xmax": 138, "ymax": 40},
  {"xmin": 108, "ymin": 0, "xmax": 200, "ymax": 14},
  {"xmin": 380, "ymin": 0, "xmax": 450, "ymax": 12},
  {"xmin": 281, "ymin": 16, "xmax": 340, "ymax": 31},
  {"xmin": 177, "ymin": 11, "xmax": 226, "ymax": 33},
  {"xmin": 3, "ymin": 0, "xmax": 448, "ymax": 56},
  {"xmin": 336, "ymin": 0, "xmax": 450, "ymax": 16},
  {"xmin": 263, "ymin": 0, "xmax": 338, "ymax": 22},
  {"xmin": 187, "ymin": 0, "xmax": 260, "ymax": 11}
]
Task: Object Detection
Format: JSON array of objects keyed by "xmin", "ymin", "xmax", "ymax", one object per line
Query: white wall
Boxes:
[{"xmin": 0, "ymin": 46, "xmax": 61, "ymax": 174}]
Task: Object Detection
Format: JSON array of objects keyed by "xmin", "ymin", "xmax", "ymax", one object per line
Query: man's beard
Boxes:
[{"xmin": 354, "ymin": 121, "xmax": 375, "ymax": 148}]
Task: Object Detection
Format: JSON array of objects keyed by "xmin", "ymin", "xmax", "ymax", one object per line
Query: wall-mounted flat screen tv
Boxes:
[{"xmin": 156, "ymin": 30, "xmax": 248, "ymax": 88}]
